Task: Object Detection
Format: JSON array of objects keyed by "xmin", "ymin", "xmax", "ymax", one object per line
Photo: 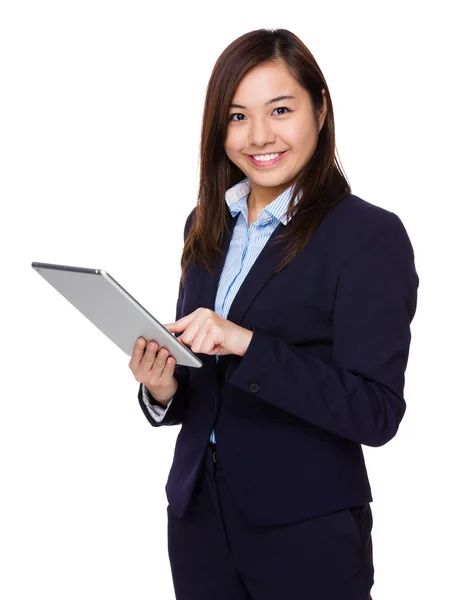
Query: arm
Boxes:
[{"xmin": 226, "ymin": 213, "xmax": 419, "ymax": 447}]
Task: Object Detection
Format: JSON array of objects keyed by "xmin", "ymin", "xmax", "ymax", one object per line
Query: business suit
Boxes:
[{"xmin": 138, "ymin": 181, "xmax": 419, "ymax": 598}]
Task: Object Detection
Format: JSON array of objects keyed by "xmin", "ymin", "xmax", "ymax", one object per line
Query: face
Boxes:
[{"xmin": 224, "ymin": 60, "xmax": 327, "ymax": 206}]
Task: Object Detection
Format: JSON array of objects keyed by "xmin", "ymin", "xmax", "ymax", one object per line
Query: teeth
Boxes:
[{"xmin": 253, "ymin": 152, "xmax": 282, "ymax": 162}]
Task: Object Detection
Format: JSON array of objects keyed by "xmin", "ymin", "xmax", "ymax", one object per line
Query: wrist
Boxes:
[
  {"xmin": 238, "ymin": 329, "xmax": 254, "ymax": 356},
  {"xmin": 145, "ymin": 386, "xmax": 171, "ymax": 408}
]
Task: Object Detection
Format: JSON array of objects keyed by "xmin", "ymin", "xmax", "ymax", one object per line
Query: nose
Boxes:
[{"xmin": 248, "ymin": 116, "xmax": 276, "ymax": 148}]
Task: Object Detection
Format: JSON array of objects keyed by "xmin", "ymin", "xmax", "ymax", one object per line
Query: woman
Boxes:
[{"xmin": 129, "ymin": 28, "xmax": 419, "ymax": 600}]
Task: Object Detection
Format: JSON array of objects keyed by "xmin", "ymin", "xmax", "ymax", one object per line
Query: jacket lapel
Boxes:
[{"xmin": 197, "ymin": 209, "xmax": 290, "ymax": 328}]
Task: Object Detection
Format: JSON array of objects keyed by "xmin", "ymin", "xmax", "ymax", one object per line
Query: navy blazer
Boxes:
[{"xmin": 138, "ymin": 193, "xmax": 419, "ymax": 526}]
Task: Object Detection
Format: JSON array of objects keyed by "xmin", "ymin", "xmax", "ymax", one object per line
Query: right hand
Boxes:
[{"xmin": 129, "ymin": 337, "xmax": 178, "ymax": 406}]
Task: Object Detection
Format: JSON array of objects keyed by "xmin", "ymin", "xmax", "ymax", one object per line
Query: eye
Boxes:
[
  {"xmin": 273, "ymin": 107, "xmax": 291, "ymax": 116},
  {"xmin": 228, "ymin": 106, "xmax": 292, "ymax": 122},
  {"xmin": 229, "ymin": 113, "xmax": 246, "ymax": 122}
]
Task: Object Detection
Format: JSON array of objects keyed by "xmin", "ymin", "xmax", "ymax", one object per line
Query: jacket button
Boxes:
[{"xmin": 249, "ymin": 383, "xmax": 260, "ymax": 393}]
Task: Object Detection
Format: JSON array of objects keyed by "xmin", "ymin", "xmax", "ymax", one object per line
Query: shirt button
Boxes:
[{"xmin": 249, "ymin": 383, "xmax": 260, "ymax": 393}]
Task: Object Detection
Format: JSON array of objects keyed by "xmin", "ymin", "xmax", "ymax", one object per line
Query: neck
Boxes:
[
  {"xmin": 247, "ymin": 188, "xmax": 278, "ymax": 213},
  {"xmin": 248, "ymin": 181, "xmax": 293, "ymax": 213}
]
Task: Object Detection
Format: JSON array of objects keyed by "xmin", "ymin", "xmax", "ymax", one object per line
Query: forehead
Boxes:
[{"xmin": 231, "ymin": 62, "xmax": 301, "ymax": 104}]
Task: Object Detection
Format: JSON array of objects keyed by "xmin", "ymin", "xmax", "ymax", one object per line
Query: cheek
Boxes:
[
  {"xmin": 224, "ymin": 138, "xmax": 245, "ymax": 169},
  {"xmin": 283, "ymin": 117, "xmax": 317, "ymax": 150},
  {"xmin": 224, "ymin": 136, "xmax": 237, "ymax": 163},
  {"xmin": 225, "ymin": 130, "xmax": 244, "ymax": 155}
]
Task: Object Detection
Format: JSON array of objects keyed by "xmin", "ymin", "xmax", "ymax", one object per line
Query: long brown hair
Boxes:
[{"xmin": 180, "ymin": 28, "xmax": 351, "ymax": 287}]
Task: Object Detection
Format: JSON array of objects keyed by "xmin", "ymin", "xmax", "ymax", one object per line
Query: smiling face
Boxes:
[{"xmin": 224, "ymin": 60, "xmax": 327, "ymax": 207}]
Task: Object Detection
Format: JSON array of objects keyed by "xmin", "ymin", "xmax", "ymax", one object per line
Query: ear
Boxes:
[{"xmin": 318, "ymin": 88, "xmax": 327, "ymax": 132}]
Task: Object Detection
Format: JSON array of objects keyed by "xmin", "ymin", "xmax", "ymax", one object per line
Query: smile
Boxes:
[{"xmin": 247, "ymin": 151, "xmax": 288, "ymax": 167}]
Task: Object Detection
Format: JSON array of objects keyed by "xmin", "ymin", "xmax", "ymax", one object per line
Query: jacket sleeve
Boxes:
[
  {"xmin": 225, "ymin": 213, "xmax": 419, "ymax": 447},
  {"xmin": 137, "ymin": 209, "xmax": 195, "ymax": 427},
  {"xmin": 140, "ymin": 385, "xmax": 174, "ymax": 421}
]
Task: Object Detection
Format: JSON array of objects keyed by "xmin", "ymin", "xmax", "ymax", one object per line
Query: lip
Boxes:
[{"xmin": 247, "ymin": 150, "xmax": 288, "ymax": 167}]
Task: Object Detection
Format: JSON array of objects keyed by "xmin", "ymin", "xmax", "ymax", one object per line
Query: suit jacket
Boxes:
[{"xmin": 138, "ymin": 193, "xmax": 419, "ymax": 526}]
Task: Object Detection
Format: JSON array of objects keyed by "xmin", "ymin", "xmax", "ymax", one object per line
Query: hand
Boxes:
[
  {"xmin": 164, "ymin": 308, "xmax": 253, "ymax": 357},
  {"xmin": 128, "ymin": 338, "xmax": 178, "ymax": 406}
]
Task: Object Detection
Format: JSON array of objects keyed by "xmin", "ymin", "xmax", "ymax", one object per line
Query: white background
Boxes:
[{"xmin": 1, "ymin": 1, "xmax": 460, "ymax": 598}]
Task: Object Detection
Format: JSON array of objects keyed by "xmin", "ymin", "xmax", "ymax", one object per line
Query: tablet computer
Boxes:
[{"xmin": 31, "ymin": 261, "xmax": 203, "ymax": 368}]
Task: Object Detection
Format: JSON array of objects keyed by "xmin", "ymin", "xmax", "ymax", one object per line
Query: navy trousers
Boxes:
[{"xmin": 167, "ymin": 443, "xmax": 374, "ymax": 599}]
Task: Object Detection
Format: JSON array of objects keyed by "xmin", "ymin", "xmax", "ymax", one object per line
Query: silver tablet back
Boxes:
[{"xmin": 31, "ymin": 262, "xmax": 203, "ymax": 368}]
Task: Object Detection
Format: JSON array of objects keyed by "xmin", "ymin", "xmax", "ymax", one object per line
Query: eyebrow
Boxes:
[{"xmin": 229, "ymin": 95, "xmax": 296, "ymax": 110}]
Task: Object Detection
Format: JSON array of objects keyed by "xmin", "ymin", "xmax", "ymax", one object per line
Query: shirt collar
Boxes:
[{"xmin": 224, "ymin": 177, "xmax": 299, "ymax": 226}]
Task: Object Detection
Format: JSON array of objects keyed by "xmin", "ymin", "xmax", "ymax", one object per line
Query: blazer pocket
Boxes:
[{"xmin": 345, "ymin": 504, "xmax": 371, "ymax": 548}]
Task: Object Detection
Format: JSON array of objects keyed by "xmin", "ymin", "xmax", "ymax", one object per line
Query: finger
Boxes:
[
  {"xmin": 191, "ymin": 314, "xmax": 218, "ymax": 353},
  {"xmin": 164, "ymin": 321, "xmax": 182, "ymax": 333},
  {"xmin": 199, "ymin": 320, "xmax": 219, "ymax": 354},
  {"xmin": 163, "ymin": 325, "xmax": 177, "ymax": 339},
  {"xmin": 178, "ymin": 314, "xmax": 204, "ymax": 348},
  {"xmin": 161, "ymin": 354, "xmax": 177, "ymax": 378},
  {"xmin": 141, "ymin": 340, "xmax": 159, "ymax": 372},
  {"xmin": 191, "ymin": 321, "xmax": 209, "ymax": 353},
  {"xmin": 151, "ymin": 346, "xmax": 171, "ymax": 375},
  {"xmin": 129, "ymin": 337, "xmax": 147, "ymax": 371},
  {"xmin": 166, "ymin": 312, "xmax": 197, "ymax": 332}
]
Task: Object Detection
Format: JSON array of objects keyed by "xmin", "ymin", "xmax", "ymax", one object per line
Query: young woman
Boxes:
[{"xmin": 129, "ymin": 28, "xmax": 419, "ymax": 600}]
